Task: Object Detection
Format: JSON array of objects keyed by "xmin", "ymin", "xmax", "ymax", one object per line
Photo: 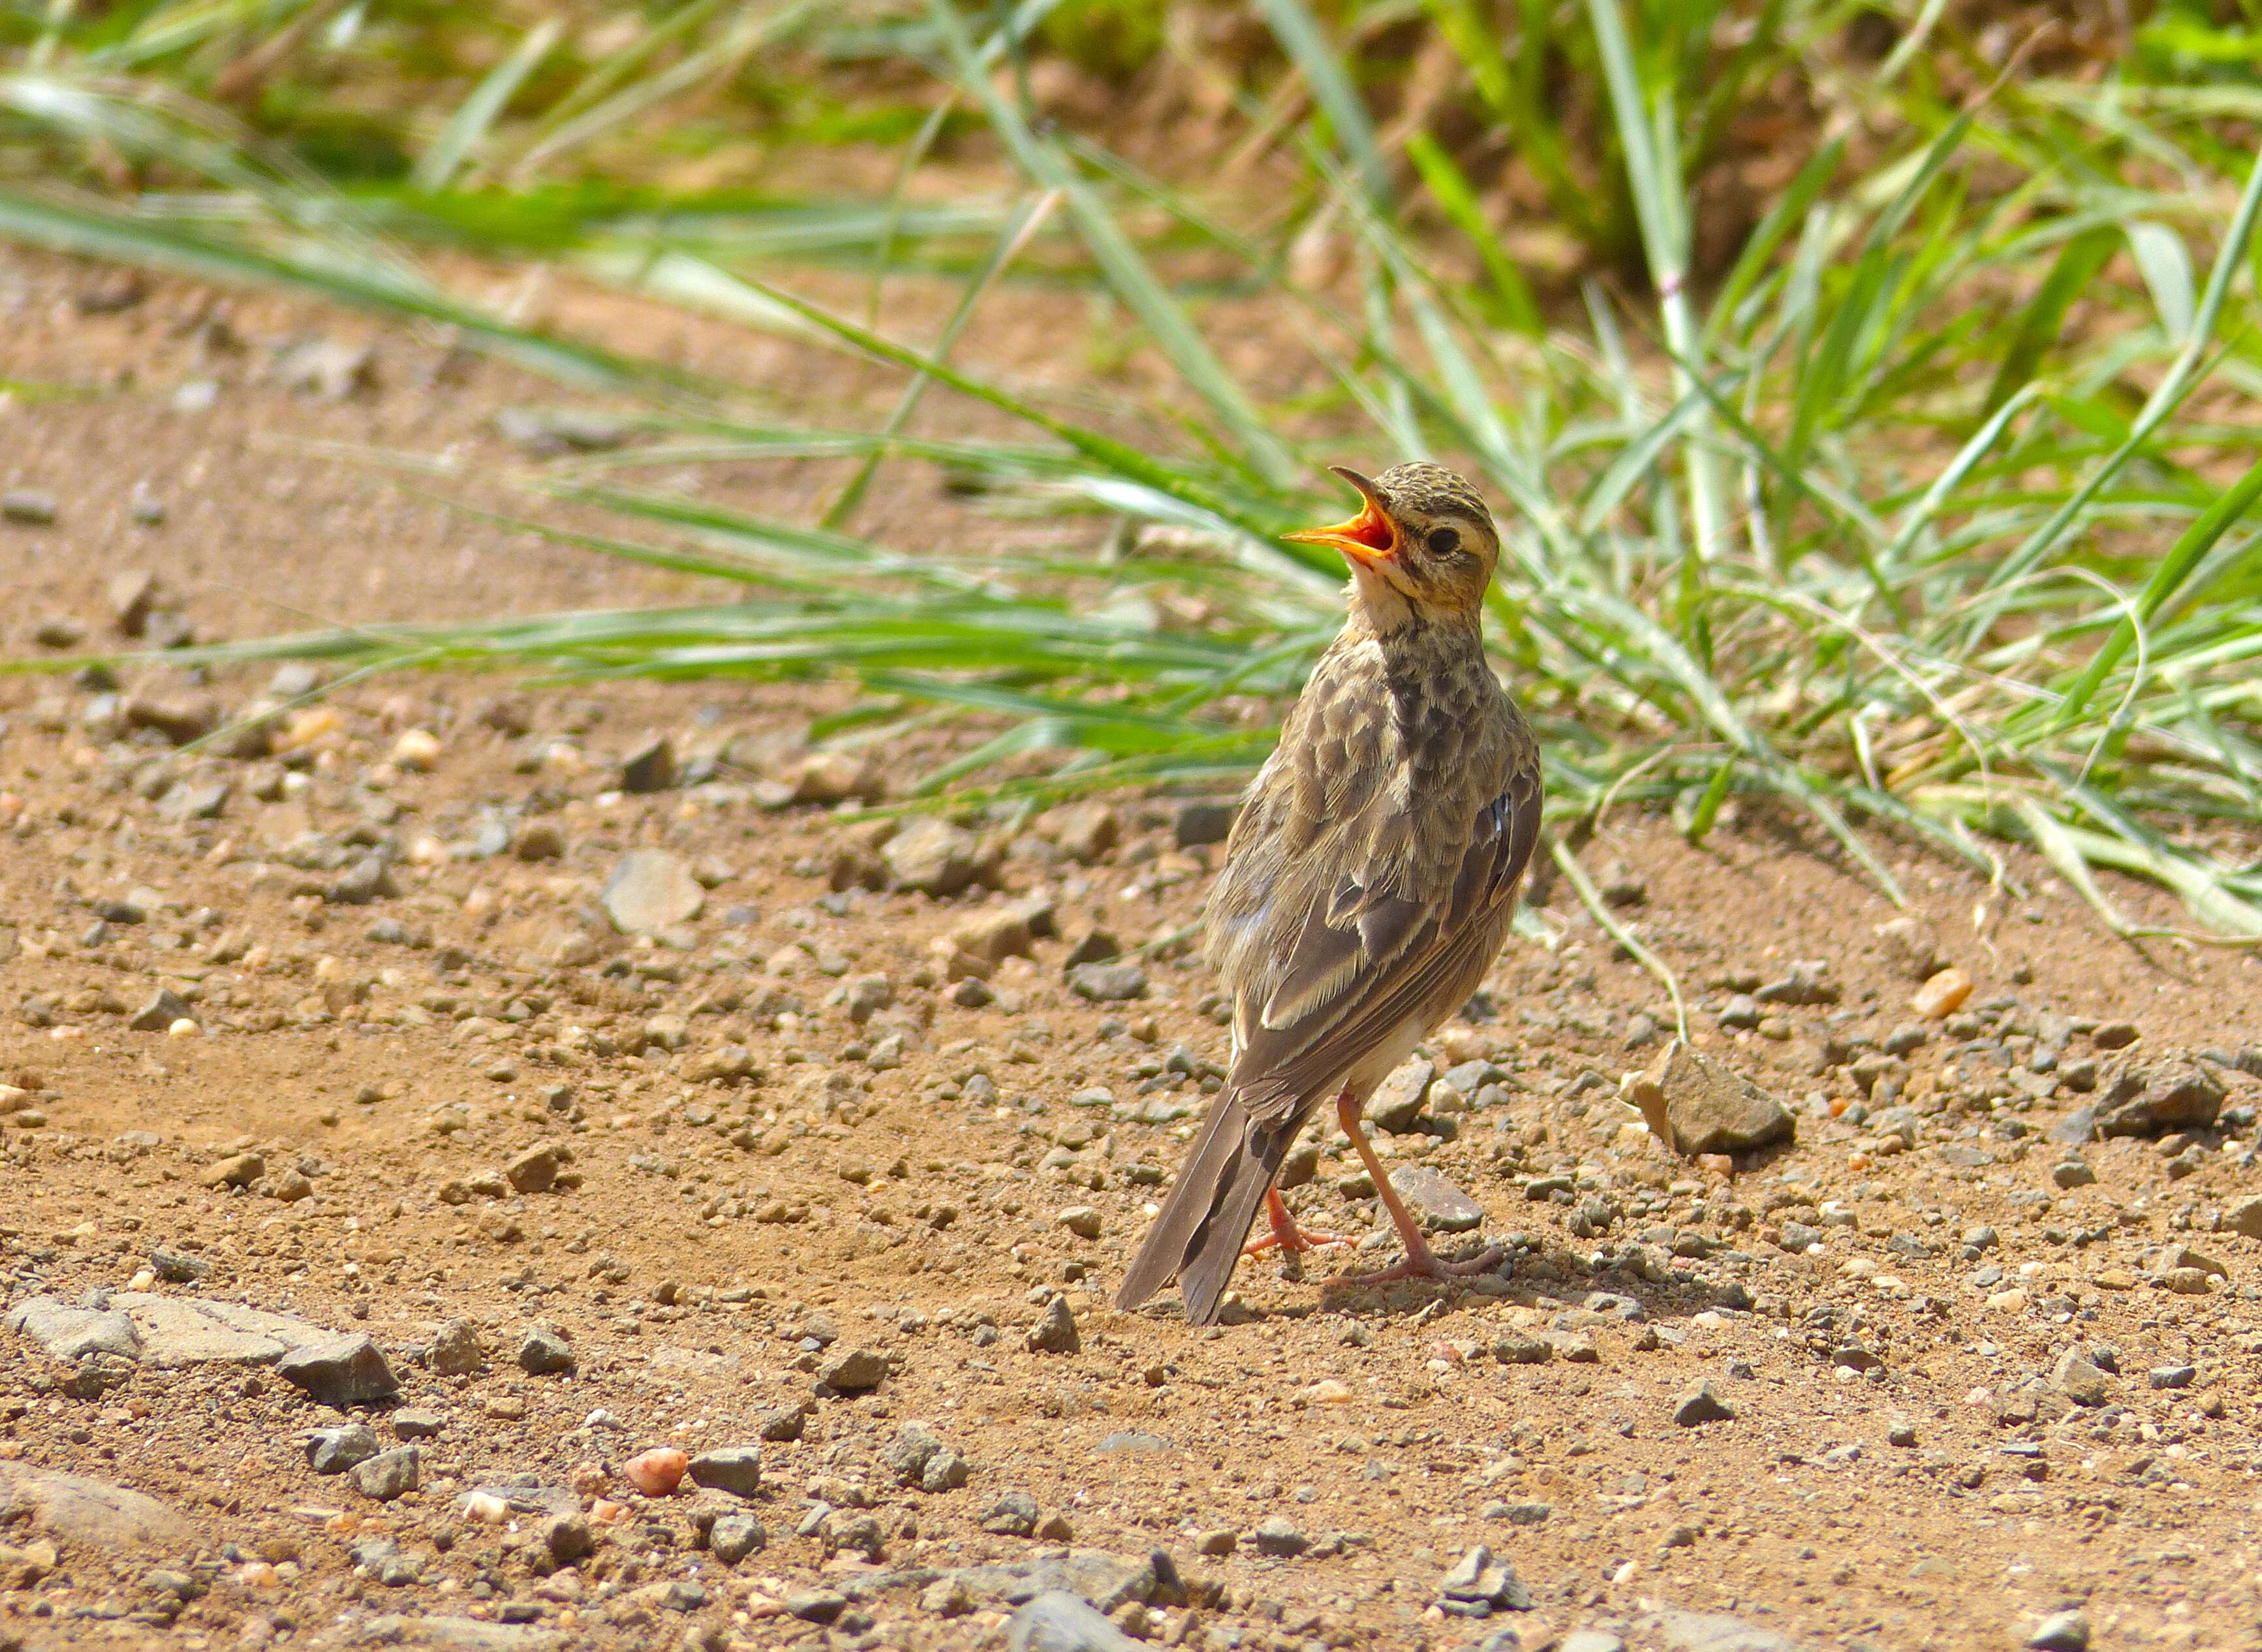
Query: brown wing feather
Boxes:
[{"xmin": 1232, "ymin": 758, "xmax": 1540, "ymax": 1121}]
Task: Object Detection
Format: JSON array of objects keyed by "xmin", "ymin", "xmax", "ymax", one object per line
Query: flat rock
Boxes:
[
  {"xmin": 688, "ymin": 1445, "xmax": 762, "ymax": 1499},
  {"xmin": 1672, "ymin": 1381, "xmax": 1735, "ymax": 1427},
  {"xmin": 277, "ymin": 1333, "xmax": 400, "ymax": 1408},
  {"xmin": 1634, "ymin": 1608, "xmax": 1799, "ymax": 1652},
  {"xmin": 884, "ymin": 817, "xmax": 983, "ymax": 897},
  {"xmin": 905, "ymin": 1548, "xmax": 1173, "ymax": 1614},
  {"xmin": 353, "ymin": 1617, "xmax": 563, "ymax": 1652},
  {"xmin": 2051, "ymin": 1347, "xmax": 2109, "ymax": 1407},
  {"xmin": 1388, "ymin": 1166, "xmax": 1485, "ymax": 1233},
  {"xmin": 1624, "ymin": 1042, "xmax": 1793, "ymax": 1157},
  {"xmin": 0, "ymin": 1461, "xmax": 191, "ymax": 1552},
  {"xmin": 114, "ymin": 1293, "xmax": 332, "ymax": 1367},
  {"xmin": 2094, "ymin": 1061, "xmax": 2224, "ymax": 1136},
  {"xmin": 602, "ymin": 849, "xmax": 705, "ymax": 936},
  {"xmin": 1091, "ymin": 1433, "xmax": 1175, "ymax": 1455},
  {"xmin": 818, "ymin": 1346, "xmax": 888, "ymax": 1392},
  {"xmin": 4, "ymin": 1296, "xmax": 140, "ymax": 1362},
  {"xmin": 1368, "ymin": 1059, "xmax": 1434, "ymax": 1134},
  {"xmin": 2045, "ymin": 1107, "xmax": 2097, "ymax": 1146},
  {"xmin": 1007, "ymin": 1591, "xmax": 1143, "ymax": 1652},
  {"xmin": 308, "ymin": 1425, "xmax": 381, "ymax": 1474},
  {"xmin": 1066, "ymin": 962, "xmax": 1147, "ymax": 1003},
  {"xmin": 352, "ymin": 1446, "xmax": 420, "ymax": 1502}
]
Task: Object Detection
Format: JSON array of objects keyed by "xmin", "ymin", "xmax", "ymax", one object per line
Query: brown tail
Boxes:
[{"xmin": 1115, "ymin": 1089, "xmax": 1297, "ymax": 1325}]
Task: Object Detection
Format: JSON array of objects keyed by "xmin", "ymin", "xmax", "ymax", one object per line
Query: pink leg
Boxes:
[
  {"xmin": 1242, "ymin": 1187, "xmax": 1355, "ymax": 1258},
  {"xmin": 1334, "ymin": 1090, "xmax": 1503, "ymax": 1285}
]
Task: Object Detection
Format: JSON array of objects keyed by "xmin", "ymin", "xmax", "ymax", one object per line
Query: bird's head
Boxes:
[{"xmin": 1282, "ymin": 461, "xmax": 1500, "ymax": 621}]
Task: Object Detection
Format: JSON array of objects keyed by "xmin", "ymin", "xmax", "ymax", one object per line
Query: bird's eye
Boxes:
[{"xmin": 1425, "ymin": 525, "xmax": 1461, "ymax": 557}]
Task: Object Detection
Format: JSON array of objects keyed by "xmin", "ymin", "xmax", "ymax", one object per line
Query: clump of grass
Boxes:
[{"xmin": 2, "ymin": 0, "xmax": 2259, "ymax": 946}]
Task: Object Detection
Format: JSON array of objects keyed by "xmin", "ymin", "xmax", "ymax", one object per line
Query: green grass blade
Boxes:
[{"xmin": 411, "ymin": 16, "xmax": 562, "ymax": 195}]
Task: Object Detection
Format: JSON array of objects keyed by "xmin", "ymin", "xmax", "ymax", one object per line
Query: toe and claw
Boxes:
[{"xmin": 1245, "ymin": 1091, "xmax": 1507, "ymax": 1290}]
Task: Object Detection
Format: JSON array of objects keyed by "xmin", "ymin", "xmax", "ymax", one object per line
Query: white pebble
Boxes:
[
  {"xmin": 167, "ymin": 1018, "xmax": 200, "ymax": 1038},
  {"xmin": 391, "ymin": 728, "xmax": 442, "ymax": 770}
]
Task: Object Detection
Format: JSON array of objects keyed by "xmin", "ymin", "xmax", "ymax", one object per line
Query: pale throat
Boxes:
[{"xmin": 1344, "ymin": 567, "xmax": 1474, "ymax": 638}]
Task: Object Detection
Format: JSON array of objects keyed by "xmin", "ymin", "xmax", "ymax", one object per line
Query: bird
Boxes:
[{"xmin": 1117, "ymin": 461, "xmax": 1542, "ymax": 1326}]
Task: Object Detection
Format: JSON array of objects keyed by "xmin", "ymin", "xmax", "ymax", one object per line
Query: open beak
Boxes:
[{"xmin": 1282, "ymin": 466, "xmax": 1397, "ymax": 569}]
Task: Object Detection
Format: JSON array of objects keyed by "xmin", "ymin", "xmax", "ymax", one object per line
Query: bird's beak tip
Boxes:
[{"xmin": 1284, "ymin": 467, "xmax": 1395, "ymax": 563}]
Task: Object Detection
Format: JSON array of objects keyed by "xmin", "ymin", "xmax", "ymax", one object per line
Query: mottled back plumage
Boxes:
[{"xmin": 1118, "ymin": 463, "xmax": 1543, "ymax": 1323}]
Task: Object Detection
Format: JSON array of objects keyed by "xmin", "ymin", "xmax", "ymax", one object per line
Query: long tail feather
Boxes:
[{"xmin": 1115, "ymin": 1088, "xmax": 1295, "ymax": 1324}]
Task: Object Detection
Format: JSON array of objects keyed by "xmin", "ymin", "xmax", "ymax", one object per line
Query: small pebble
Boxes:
[{"xmin": 623, "ymin": 1447, "xmax": 689, "ymax": 1497}]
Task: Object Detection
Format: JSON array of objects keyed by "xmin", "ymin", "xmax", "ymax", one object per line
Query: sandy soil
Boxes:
[{"xmin": 3, "ymin": 247, "xmax": 2262, "ymax": 1652}]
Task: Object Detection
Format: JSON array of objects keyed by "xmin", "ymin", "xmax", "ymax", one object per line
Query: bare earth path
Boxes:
[{"xmin": 4, "ymin": 248, "xmax": 2262, "ymax": 1652}]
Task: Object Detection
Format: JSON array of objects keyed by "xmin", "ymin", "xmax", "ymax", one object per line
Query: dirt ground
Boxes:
[{"xmin": 5, "ymin": 247, "xmax": 2262, "ymax": 1652}]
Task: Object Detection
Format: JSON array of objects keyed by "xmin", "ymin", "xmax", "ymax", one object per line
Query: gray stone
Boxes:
[
  {"xmin": 394, "ymin": 1410, "xmax": 446, "ymax": 1440},
  {"xmin": 1, "ymin": 490, "xmax": 59, "ymax": 525},
  {"xmin": 1369, "ymin": 1059, "xmax": 1435, "ymax": 1134},
  {"xmin": 429, "ymin": 1317, "xmax": 485, "ymax": 1376},
  {"xmin": 1046, "ymin": 804, "xmax": 1119, "ymax": 865},
  {"xmin": 1633, "ymin": 1608, "xmax": 1798, "ymax": 1652},
  {"xmin": 351, "ymin": 1446, "xmax": 420, "ymax": 1501},
  {"xmin": 0, "ymin": 1462, "xmax": 189, "ymax": 1553},
  {"xmin": 1874, "ymin": 916, "xmax": 1943, "ymax": 980},
  {"xmin": 1007, "ymin": 1591, "xmax": 1143, "ymax": 1652},
  {"xmin": 688, "ymin": 1445, "xmax": 762, "ymax": 1499},
  {"xmin": 277, "ymin": 1333, "xmax": 399, "ymax": 1407},
  {"xmin": 758, "ymin": 1404, "xmax": 807, "ymax": 1441},
  {"xmin": 2226, "ymin": 1195, "xmax": 2262, "ymax": 1241},
  {"xmin": 1250, "ymin": 1516, "xmax": 1307, "ymax": 1557},
  {"xmin": 1624, "ymin": 1041, "xmax": 1793, "ymax": 1157},
  {"xmin": 114, "ymin": 1294, "xmax": 327, "ymax": 1366},
  {"xmin": 984, "ymin": 1490, "xmax": 1041, "ymax": 1536},
  {"xmin": 1066, "ymin": 962, "xmax": 1147, "ymax": 1003},
  {"xmin": 147, "ymin": 1249, "xmax": 209, "ymax": 1285},
  {"xmin": 1754, "ymin": 960, "xmax": 1838, "ymax": 1006},
  {"xmin": 542, "ymin": 1514, "xmax": 594, "ymax": 1566},
  {"xmin": 1562, "ymin": 1634, "xmax": 1627, "ymax": 1652},
  {"xmin": 602, "ymin": 849, "xmax": 705, "ymax": 936},
  {"xmin": 128, "ymin": 988, "xmax": 191, "ymax": 1032},
  {"xmin": 2051, "ymin": 1348, "xmax": 2109, "ymax": 1407},
  {"xmin": 358, "ymin": 1617, "xmax": 561, "ymax": 1651},
  {"xmin": 2148, "ymin": 1364, "xmax": 2196, "ymax": 1390},
  {"xmin": 883, "ymin": 1422, "xmax": 948, "ymax": 1486},
  {"xmin": 2050, "ymin": 1160, "xmax": 2096, "ymax": 1190},
  {"xmin": 818, "ymin": 1346, "xmax": 888, "ymax": 1392},
  {"xmin": 4, "ymin": 1296, "xmax": 140, "ymax": 1362},
  {"xmin": 326, "ymin": 856, "xmax": 401, "ymax": 906},
  {"xmin": 1171, "ymin": 801, "xmax": 1237, "ymax": 849},
  {"xmin": 1672, "ymin": 1381, "xmax": 1735, "ymax": 1427},
  {"xmin": 307, "ymin": 1424, "xmax": 380, "ymax": 1474},
  {"xmin": 884, "ymin": 817, "xmax": 983, "ymax": 897},
  {"xmin": 922, "ymin": 1449, "xmax": 970, "ymax": 1491},
  {"xmin": 2028, "ymin": 1610, "xmax": 2090, "ymax": 1651},
  {"xmin": 1092, "ymin": 1432, "xmax": 1175, "ymax": 1455},
  {"xmin": 2045, "ymin": 1108, "xmax": 2097, "ymax": 1146},
  {"xmin": 620, "ymin": 735, "xmax": 676, "ymax": 794},
  {"xmin": 1028, "ymin": 1296, "xmax": 1080, "ymax": 1355},
  {"xmin": 2095, "ymin": 1061, "xmax": 2223, "ymax": 1136},
  {"xmin": 920, "ymin": 1547, "xmax": 1176, "ymax": 1614},
  {"xmin": 708, "ymin": 1511, "xmax": 765, "ymax": 1563},
  {"xmin": 786, "ymin": 1588, "xmax": 849, "ymax": 1623},
  {"xmin": 350, "ymin": 1535, "xmax": 423, "ymax": 1587},
  {"xmin": 516, "ymin": 1324, "xmax": 575, "ymax": 1375},
  {"xmin": 1389, "ymin": 1166, "xmax": 1485, "ymax": 1233},
  {"xmin": 504, "ymin": 1143, "xmax": 561, "ymax": 1194}
]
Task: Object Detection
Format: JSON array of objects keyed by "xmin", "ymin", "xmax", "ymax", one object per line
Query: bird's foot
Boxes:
[
  {"xmin": 1243, "ymin": 1195, "xmax": 1356, "ymax": 1260},
  {"xmin": 1340, "ymin": 1241, "xmax": 1505, "ymax": 1287}
]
